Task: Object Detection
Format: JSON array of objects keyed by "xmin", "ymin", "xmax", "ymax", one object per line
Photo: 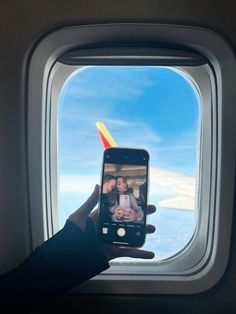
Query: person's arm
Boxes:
[
  {"xmin": 129, "ymin": 193, "xmax": 144, "ymax": 221},
  {"xmin": 0, "ymin": 185, "xmax": 155, "ymax": 313},
  {"xmin": 108, "ymin": 202, "xmax": 124, "ymax": 221},
  {"xmin": 0, "ymin": 217, "xmax": 109, "ymax": 313}
]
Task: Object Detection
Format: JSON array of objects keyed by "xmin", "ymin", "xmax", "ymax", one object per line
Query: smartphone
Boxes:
[{"xmin": 98, "ymin": 147, "xmax": 149, "ymax": 247}]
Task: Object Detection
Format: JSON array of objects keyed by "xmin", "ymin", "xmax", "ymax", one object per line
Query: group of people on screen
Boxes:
[{"xmin": 102, "ymin": 174, "xmax": 145, "ymax": 223}]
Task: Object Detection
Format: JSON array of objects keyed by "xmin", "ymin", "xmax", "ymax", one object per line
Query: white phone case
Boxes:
[{"xmin": 119, "ymin": 194, "xmax": 130, "ymax": 209}]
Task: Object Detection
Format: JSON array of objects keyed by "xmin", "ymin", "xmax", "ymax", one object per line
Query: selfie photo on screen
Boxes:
[{"xmin": 101, "ymin": 164, "xmax": 147, "ymax": 224}]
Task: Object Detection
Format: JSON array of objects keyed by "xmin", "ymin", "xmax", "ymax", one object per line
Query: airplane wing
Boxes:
[{"xmin": 150, "ymin": 166, "xmax": 196, "ymax": 210}]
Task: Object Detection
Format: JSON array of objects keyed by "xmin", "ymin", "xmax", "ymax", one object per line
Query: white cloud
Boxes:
[
  {"xmin": 59, "ymin": 118, "xmax": 162, "ymax": 172},
  {"xmin": 59, "ymin": 166, "xmax": 196, "ymax": 210},
  {"xmin": 156, "ymin": 145, "xmax": 196, "ymax": 151},
  {"xmin": 114, "ymin": 121, "xmax": 162, "ymax": 147},
  {"xmin": 62, "ymin": 67, "xmax": 154, "ymax": 102},
  {"xmin": 59, "ymin": 174, "xmax": 100, "ymax": 193}
]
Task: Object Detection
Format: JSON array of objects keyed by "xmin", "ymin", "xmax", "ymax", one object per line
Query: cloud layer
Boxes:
[{"xmin": 59, "ymin": 166, "xmax": 196, "ymax": 210}]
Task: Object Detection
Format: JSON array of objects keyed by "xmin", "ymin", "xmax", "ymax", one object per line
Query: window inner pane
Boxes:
[{"xmin": 58, "ymin": 66, "xmax": 200, "ymax": 261}]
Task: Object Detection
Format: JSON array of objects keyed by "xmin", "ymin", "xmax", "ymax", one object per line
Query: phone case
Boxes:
[{"xmin": 119, "ymin": 194, "xmax": 130, "ymax": 209}]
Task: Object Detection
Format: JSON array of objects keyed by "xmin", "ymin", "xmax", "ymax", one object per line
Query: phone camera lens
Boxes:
[{"xmin": 106, "ymin": 155, "xmax": 110, "ymax": 159}]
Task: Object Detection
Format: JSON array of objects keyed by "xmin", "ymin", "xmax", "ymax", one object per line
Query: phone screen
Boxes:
[{"xmin": 98, "ymin": 147, "xmax": 149, "ymax": 247}]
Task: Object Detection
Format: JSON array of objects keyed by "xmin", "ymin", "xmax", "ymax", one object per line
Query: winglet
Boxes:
[{"xmin": 96, "ymin": 121, "xmax": 118, "ymax": 148}]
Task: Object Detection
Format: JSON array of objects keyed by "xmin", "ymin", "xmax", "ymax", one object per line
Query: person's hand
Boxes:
[
  {"xmin": 114, "ymin": 206, "xmax": 124, "ymax": 219},
  {"xmin": 69, "ymin": 185, "xmax": 156, "ymax": 261},
  {"xmin": 122, "ymin": 207, "xmax": 139, "ymax": 222}
]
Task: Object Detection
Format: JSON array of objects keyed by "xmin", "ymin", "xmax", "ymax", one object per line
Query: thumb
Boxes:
[{"xmin": 69, "ymin": 184, "xmax": 100, "ymax": 231}]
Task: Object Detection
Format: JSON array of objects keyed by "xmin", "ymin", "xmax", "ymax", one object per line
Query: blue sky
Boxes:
[
  {"xmin": 59, "ymin": 66, "xmax": 199, "ymax": 177},
  {"xmin": 57, "ymin": 66, "xmax": 199, "ymax": 259}
]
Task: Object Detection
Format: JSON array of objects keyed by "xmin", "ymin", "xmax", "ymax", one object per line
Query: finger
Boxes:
[
  {"xmin": 146, "ymin": 224, "xmax": 155, "ymax": 234},
  {"xmin": 77, "ymin": 184, "xmax": 99, "ymax": 218},
  {"xmin": 147, "ymin": 205, "xmax": 156, "ymax": 215},
  {"xmin": 123, "ymin": 216, "xmax": 132, "ymax": 221},
  {"xmin": 89, "ymin": 207, "xmax": 98, "ymax": 223},
  {"xmin": 69, "ymin": 185, "xmax": 99, "ymax": 229},
  {"xmin": 118, "ymin": 248, "xmax": 155, "ymax": 259},
  {"xmin": 122, "ymin": 214, "xmax": 131, "ymax": 219}
]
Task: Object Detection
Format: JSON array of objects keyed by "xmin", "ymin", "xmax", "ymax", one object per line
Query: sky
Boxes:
[{"xmin": 57, "ymin": 65, "xmax": 200, "ymax": 260}]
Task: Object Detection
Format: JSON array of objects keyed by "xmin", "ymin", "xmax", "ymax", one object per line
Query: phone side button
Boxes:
[{"xmin": 117, "ymin": 227, "xmax": 126, "ymax": 237}]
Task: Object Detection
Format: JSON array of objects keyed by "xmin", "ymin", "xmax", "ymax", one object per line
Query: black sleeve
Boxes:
[{"xmin": 0, "ymin": 218, "xmax": 110, "ymax": 313}]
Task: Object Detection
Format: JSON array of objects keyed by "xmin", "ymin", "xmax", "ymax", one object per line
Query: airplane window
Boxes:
[
  {"xmin": 27, "ymin": 24, "xmax": 236, "ymax": 294},
  {"xmin": 57, "ymin": 65, "xmax": 200, "ymax": 261}
]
